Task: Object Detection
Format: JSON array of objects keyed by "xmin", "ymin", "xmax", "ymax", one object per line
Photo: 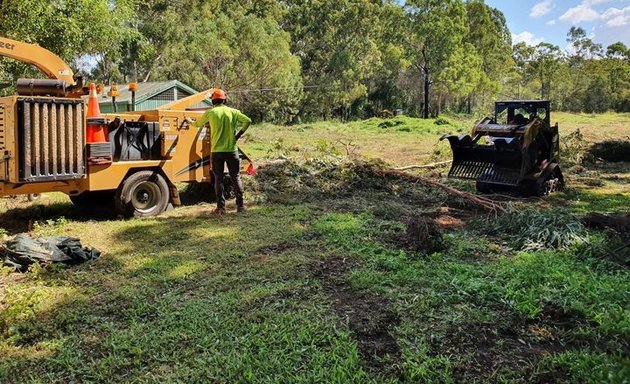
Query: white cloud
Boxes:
[
  {"xmin": 583, "ymin": 0, "xmax": 613, "ymax": 5},
  {"xmin": 547, "ymin": 0, "xmax": 630, "ymax": 47},
  {"xmin": 512, "ymin": 31, "xmax": 544, "ymax": 46},
  {"xmin": 601, "ymin": 6, "xmax": 630, "ymax": 27},
  {"xmin": 531, "ymin": 1, "xmax": 554, "ymax": 17},
  {"xmin": 559, "ymin": 4, "xmax": 601, "ymax": 23}
]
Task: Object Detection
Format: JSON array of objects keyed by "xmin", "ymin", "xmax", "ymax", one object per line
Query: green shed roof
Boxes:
[{"xmin": 91, "ymin": 80, "xmax": 212, "ymax": 107}]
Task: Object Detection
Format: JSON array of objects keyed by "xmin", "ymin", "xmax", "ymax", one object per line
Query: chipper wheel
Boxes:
[{"xmin": 115, "ymin": 170, "xmax": 170, "ymax": 218}]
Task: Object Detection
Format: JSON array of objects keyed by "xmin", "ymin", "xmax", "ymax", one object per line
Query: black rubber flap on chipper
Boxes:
[{"xmin": 442, "ymin": 135, "xmax": 524, "ymax": 186}]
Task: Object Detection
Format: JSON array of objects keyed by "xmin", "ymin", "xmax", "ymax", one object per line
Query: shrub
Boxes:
[
  {"xmin": 378, "ymin": 120, "xmax": 404, "ymax": 129},
  {"xmin": 589, "ymin": 140, "xmax": 630, "ymax": 162},
  {"xmin": 434, "ymin": 117, "xmax": 450, "ymax": 125},
  {"xmin": 379, "ymin": 109, "xmax": 394, "ymax": 119},
  {"xmin": 562, "ymin": 129, "xmax": 593, "ymax": 166},
  {"xmin": 483, "ymin": 205, "xmax": 587, "ymax": 250}
]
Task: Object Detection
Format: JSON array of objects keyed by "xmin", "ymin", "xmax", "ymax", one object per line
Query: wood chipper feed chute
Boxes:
[{"xmin": 441, "ymin": 100, "xmax": 564, "ymax": 196}]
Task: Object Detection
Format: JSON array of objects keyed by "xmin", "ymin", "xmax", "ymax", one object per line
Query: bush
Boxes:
[
  {"xmin": 562, "ymin": 129, "xmax": 593, "ymax": 166},
  {"xmin": 379, "ymin": 109, "xmax": 394, "ymax": 119},
  {"xmin": 482, "ymin": 205, "xmax": 587, "ymax": 250},
  {"xmin": 589, "ymin": 140, "xmax": 630, "ymax": 162},
  {"xmin": 434, "ymin": 117, "xmax": 451, "ymax": 125},
  {"xmin": 378, "ymin": 120, "xmax": 404, "ymax": 129}
]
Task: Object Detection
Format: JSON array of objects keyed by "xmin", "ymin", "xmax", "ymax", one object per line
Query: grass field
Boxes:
[{"xmin": 1, "ymin": 113, "xmax": 629, "ymax": 383}]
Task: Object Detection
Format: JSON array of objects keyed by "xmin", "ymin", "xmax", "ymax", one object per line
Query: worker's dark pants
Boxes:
[{"xmin": 211, "ymin": 151, "xmax": 244, "ymax": 209}]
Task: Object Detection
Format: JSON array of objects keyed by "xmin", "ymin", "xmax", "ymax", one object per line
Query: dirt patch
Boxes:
[
  {"xmin": 252, "ymin": 242, "xmax": 296, "ymax": 262},
  {"xmin": 433, "ymin": 214, "xmax": 465, "ymax": 230},
  {"xmin": 378, "ymin": 209, "xmax": 467, "ymax": 253},
  {"xmin": 430, "ymin": 303, "xmax": 611, "ymax": 383},
  {"xmin": 405, "ymin": 215, "xmax": 444, "ymax": 253},
  {"xmin": 313, "ymin": 256, "xmax": 400, "ymax": 376}
]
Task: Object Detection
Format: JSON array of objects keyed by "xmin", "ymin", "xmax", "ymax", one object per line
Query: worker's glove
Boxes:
[
  {"xmin": 185, "ymin": 117, "xmax": 193, "ymax": 124},
  {"xmin": 235, "ymin": 130, "xmax": 244, "ymax": 141}
]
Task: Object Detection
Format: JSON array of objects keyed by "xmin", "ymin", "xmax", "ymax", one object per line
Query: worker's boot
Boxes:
[
  {"xmin": 236, "ymin": 205, "xmax": 247, "ymax": 213},
  {"xmin": 213, "ymin": 207, "xmax": 226, "ymax": 215}
]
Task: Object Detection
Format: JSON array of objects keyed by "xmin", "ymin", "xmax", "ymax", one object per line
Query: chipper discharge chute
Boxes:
[{"xmin": 441, "ymin": 100, "xmax": 564, "ymax": 196}]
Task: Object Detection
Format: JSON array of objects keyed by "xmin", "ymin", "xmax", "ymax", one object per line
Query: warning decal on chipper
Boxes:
[
  {"xmin": 0, "ymin": 41, "xmax": 16, "ymax": 50},
  {"xmin": 176, "ymin": 156, "xmax": 211, "ymax": 176}
]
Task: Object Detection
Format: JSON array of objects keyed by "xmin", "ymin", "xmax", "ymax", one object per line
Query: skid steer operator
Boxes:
[{"xmin": 187, "ymin": 89, "xmax": 251, "ymax": 214}]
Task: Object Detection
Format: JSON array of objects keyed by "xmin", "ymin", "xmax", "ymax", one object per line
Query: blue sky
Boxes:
[{"xmin": 484, "ymin": 0, "xmax": 630, "ymax": 49}]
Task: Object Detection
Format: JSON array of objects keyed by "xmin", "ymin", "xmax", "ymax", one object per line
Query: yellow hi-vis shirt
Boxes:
[{"xmin": 192, "ymin": 105, "xmax": 251, "ymax": 153}]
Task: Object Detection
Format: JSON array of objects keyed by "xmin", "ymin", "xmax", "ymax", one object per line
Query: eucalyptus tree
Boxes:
[
  {"xmin": 464, "ymin": 0, "xmax": 513, "ymax": 111},
  {"xmin": 0, "ymin": 0, "xmax": 134, "ymax": 88},
  {"xmin": 405, "ymin": 0, "xmax": 482, "ymax": 116},
  {"xmin": 282, "ymin": 0, "xmax": 385, "ymax": 120}
]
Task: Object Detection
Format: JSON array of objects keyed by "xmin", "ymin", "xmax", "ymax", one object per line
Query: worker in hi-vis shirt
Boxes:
[{"xmin": 188, "ymin": 89, "xmax": 251, "ymax": 214}]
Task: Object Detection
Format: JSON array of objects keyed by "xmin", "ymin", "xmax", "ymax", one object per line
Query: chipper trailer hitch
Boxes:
[{"xmin": 441, "ymin": 100, "xmax": 564, "ymax": 196}]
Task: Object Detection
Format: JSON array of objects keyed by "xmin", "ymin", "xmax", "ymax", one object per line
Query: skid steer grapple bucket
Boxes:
[{"xmin": 441, "ymin": 135, "xmax": 523, "ymax": 186}]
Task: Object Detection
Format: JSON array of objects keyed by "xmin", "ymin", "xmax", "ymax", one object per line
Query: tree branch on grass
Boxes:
[
  {"xmin": 395, "ymin": 161, "xmax": 452, "ymax": 170},
  {"xmin": 377, "ymin": 168, "xmax": 506, "ymax": 214}
]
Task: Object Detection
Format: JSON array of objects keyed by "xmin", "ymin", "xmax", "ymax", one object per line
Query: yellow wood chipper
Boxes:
[{"xmin": 0, "ymin": 37, "xmax": 253, "ymax": 217}]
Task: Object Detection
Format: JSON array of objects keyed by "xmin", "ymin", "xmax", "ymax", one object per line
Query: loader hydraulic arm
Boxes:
[
  {"xmin": 157, "ymin": 88, "xmax": 218, "ymax": 111},
  {"xmin": 0, "ymin": 37, "xmax": 77, "ymax": 86}
]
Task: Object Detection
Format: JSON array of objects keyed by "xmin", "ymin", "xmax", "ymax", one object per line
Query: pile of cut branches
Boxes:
[{"xmin": 253, "ymin": 159, "xmax": 505, "ymax": 214}]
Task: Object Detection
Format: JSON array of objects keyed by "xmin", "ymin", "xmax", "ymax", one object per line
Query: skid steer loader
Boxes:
[{"xmin": 441, "ymin": 100, "xmax": 564, "ymax": 196}]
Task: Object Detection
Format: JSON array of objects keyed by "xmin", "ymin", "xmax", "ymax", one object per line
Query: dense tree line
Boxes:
[{"xmin": 1, "ymin": 0, "xmax": 628, "ymax": 122}]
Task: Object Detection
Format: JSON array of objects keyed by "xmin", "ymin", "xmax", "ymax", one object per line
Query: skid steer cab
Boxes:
[{"xmin": 441, "ymin": 100, "xmax": 564, "ymax": 196}]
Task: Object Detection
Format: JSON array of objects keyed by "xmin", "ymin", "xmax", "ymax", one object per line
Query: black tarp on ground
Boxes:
[{"xmin": 1, "ymin": 234, "xmax": 100, "ymax": 272}]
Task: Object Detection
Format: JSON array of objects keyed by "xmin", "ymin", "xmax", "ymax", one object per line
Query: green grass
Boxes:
[
  {"xmin": 244, "ymin": 115, "xmax": 472, "ymax": 166},
  {"xmin": 554, "ymin": 111, "xmax": 630, "ymax": 141},
  {"xmin": 1, "ymin": 114, "xmax": 629, "ymax": 383}
]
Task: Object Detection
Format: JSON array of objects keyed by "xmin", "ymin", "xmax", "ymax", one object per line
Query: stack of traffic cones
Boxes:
[
  {"xmin": 86, "ymin": 83, "xmax": 112, "ymax": 165},
  {"xmin": 86, "ymin": 83, "xmax": 108, "ymax": 143}
]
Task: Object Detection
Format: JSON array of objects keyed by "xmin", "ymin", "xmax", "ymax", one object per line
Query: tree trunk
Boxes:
[{"xmin": 423, "ymin": 66, "xmax": 430, "ymax": 119}]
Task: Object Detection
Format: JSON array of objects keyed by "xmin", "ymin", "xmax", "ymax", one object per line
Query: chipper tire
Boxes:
[{"xmin": 115, "ymin": 170, "xmax": 169, "ymax": 218}]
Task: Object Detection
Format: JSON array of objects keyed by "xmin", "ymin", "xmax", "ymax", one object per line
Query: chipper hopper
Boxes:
[{"xmin": 441, "ymin": 101, "xmax": 564, "ymax": 196}]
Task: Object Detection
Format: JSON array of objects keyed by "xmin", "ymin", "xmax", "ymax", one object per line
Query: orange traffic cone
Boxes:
[
  {"xmin": 86, "ymin": 83, "xmax": 102, "ymax": 118},
  {"xmin": 86, "ymin": 82, "xmax": 108, "ymax": 144}
]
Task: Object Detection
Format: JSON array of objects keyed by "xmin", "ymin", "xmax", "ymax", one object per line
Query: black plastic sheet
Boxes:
[{"xmin": 2, "ymin": 234, "xmax": 100, "ymax": 272}]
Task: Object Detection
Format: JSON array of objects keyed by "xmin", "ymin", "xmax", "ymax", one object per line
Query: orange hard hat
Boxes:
[{"xmin": 211, "ymin": 89, "xmax": 227, "ymax": 100}]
